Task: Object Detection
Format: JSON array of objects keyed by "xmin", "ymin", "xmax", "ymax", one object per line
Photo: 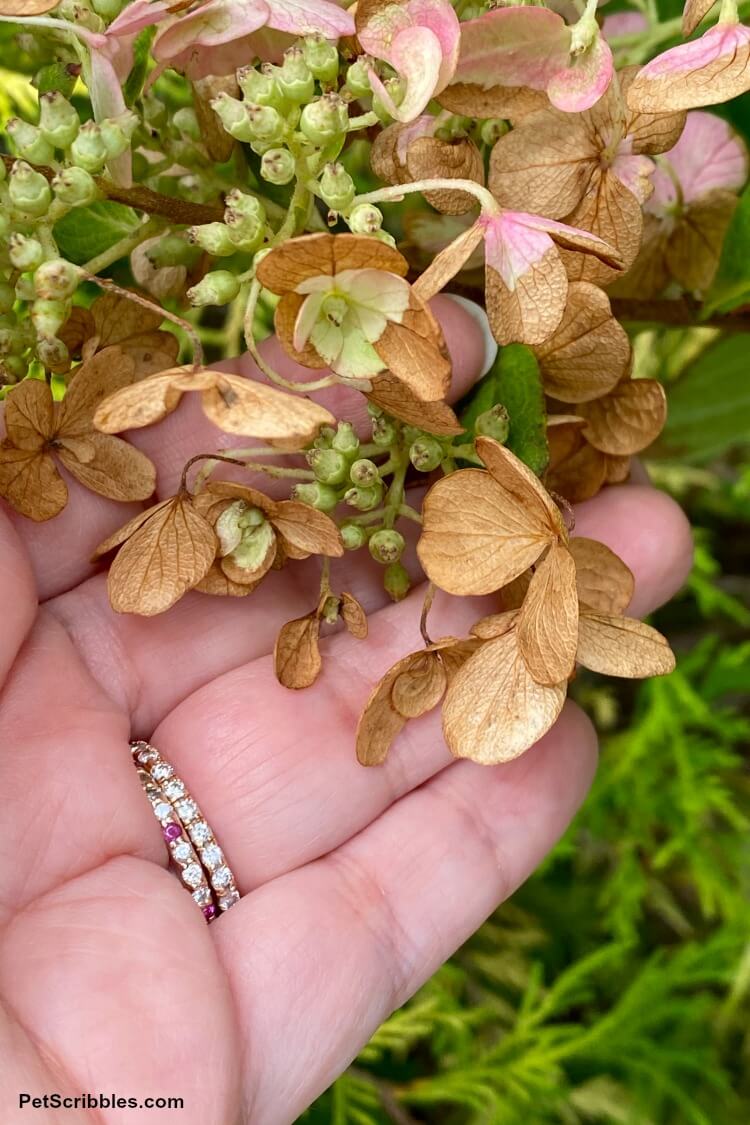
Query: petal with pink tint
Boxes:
[
  {"xmin": 515, "ymin": 212, "xmax": 623, "ymax": 268},
  {"xmin": 106, "ymin": 0, "xmax": 172, "ymax": 38},
  {"xmin": 406, "ymin": 0, "xmax": 460, "ymax": 87},
  {"xmin": 87, "ymin": 52, "xmax": 132, "ymax": 186},
  {"xmin": 367, "ymin": 26, "xmax": 445, "ymax": 121},
  {"xmin": 611, "ymin": 150, "xmax": 656, "ymax": 203},
  {"xmin": 663, "ymin": 110, "xmax": 748, "ymax": 202},
  {"xmin": 153, "ymin": 0, "xmax": 269, "ymax": 61},
  {"xmin": 627, "ymin": 23, "xmax": 750, "ymax": 111},
  {"xmin": 453, "ymin": 8, "xmax": 570, "ymax": 90},
  {"xmin": 547, "ymin": 33, "xmax": 613, "ymax": 111},
  {"xmin": 482, "ymin": 214, "xmax": 568, "ymax": 345},
  {"xmin": 265, "ymin": 0, "xmax": 355, "ymax": 37},
  {"xmin": 602, "ymin": 9, "xmax": 648, "ymax": 40}
]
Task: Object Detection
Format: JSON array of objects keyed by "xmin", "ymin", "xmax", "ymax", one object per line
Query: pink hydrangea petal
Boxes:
[
  {"xmin": 88, "ymin": 52, "xmax": 132, "ymax": 186},
  {"xmin": 612, "ymin": 152, "xmax": 656, "ymax": 202},
  {"xmin": 546, "ymin": 33, "xmax": 613, "ymax": 111},
  {"xmin": 369, "ymin": 25, "xmax": 445, "ymax": 121},
  {"xmin": 601, "ymin": 10, "xmax": 648, "ymax": 40},
  {"xmin": 264, "ymin": 0, "xmax": 354, "ymax": 38},
  {"xmin": 404, "ymin": 0, "xmax": 460, "ymax": 89},
  {"xmin": 664, "ymin": 110, "xmax": 748, "ymax": 201},
  {"xmin": 153, "ymin": 0, "xmax": 269, "ymax": 60},
  {"xmin": 513, "ymin": 211, "xmax": 618, "ymax": 260},
  {"xmin": 107, "ymin": 0, "xmax": 172, "ymax": 38},
  {"xmin": 481, "ymin": 213, "xmax": 554, "ymax": 289},
  {"xmin": 627, "ymin": 23, "xmax": 750, "ymax": 110},
  {"xmin": 452, "ymin": 8, "xmax": 570, "ymax": 92}
]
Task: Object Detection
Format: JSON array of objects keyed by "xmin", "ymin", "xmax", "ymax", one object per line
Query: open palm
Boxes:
[{"xmin": 0, "ymin": 299, "xmax": 692, "ymax": 1125}]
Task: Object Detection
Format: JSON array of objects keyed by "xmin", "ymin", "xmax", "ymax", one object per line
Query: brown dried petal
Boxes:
[
  {"xmin": 193, "ymin": 73, "xmax": 238, "ymax": 162},
  {"xmin": 91, "ymin": 291, "xmax": 166, "ymax": 346},
  {"xmin": 546, "ymin": 414, "xmax": 587, "ymax": 468},
  {"xmin": 341, "ymin": 592, "xmax": 368, "ymax": 639},
  {"xmin": 201, "ymin": 480, "xmax": 276, "ymax": 518},
  {"xmin": 391, "ymin": 651, "xmax": 448, "ymax": 718},
  {"xmin": 220, "ymin": 524, "xmax": 277, "ymax": 586},
  {"xmin": 485, "ymin": 247, "xmax": 568, "ymax": 347},
  {"xmin": 534, "ymin": 282, "xmax": 631, "ymax": 403},
  {"xmin": 665, "ymin": 190, "xmax": 738, "ymax": 292},
  {"xmin": 476, "ymin": 436, "xmax": 566, "ymax": 538},
  {"xmin": 577, "ymin": 379, "xmax": 667, "ymax": 456},
  {"xmin": 0, "ymin": 0, "xmax": 57, "ymax": 10},
  {"xmin": 58, "ymin": 347, "xmax": 138, "ymax": 433},
  {"xmin": 59, "ymin": 306, "xmax": 96, "ymax": 359},
  {"xmin": 274, "ymin": 614, "xmax": 322, "ymax": 689},
  {"xmin": 356, "ymin": 647, "xmax": 442, "ymax": 765},
  {"xmin": 438, "ymin": 637, "xmax": 482, "ymax": 682},
  {"xmin": 274, "ymin": 293, "xmax": 329, "ymax": 370},
  {"xmin": 94, "ymin": 371, "xmax": 187, "ymax": 432},
  {"xmin": 411, "ymin": 220, "xmax": 484, "ymax": 303},
  {"xmin": 56, "ymin": 431, "xmax": 156, "ymax": 503},
  {"xmin": 682, "ymin": 0, "xmax": 716, "ymax": 35},
  {"xmin": 438, "ymin": 82, "xmax": 548, "ymax": 123},
  {"xmin": 373, "ymin": 313, "xmax": 451, "ymax": 402},
  {"xmin": 201, "ymin": 372, "xmax": 336, "ymax": 445},
  {"xmin": 545, "ymin": 440, "xmax": 607, "ymax": 504},
  {"xmin": 605, "ymin": 454, "xmax": 631, "ymax": 484},
  {"xmin": 407, "ymin": 136, "xmax": 485, "ymax": 215},
  {"xmin": 194, "ymin": 561, "xmax": 255, "ymax": 597},
  {"xmin": 367, "ymin": 374, "xmax": 464, "ymax": 436},
  {"xmin": 2, "ymin": 379, "xmax": 55, "ymax": 449},
  {"xmin": 271, "ymin": 500, "xmax": 344, "ymax": 557},
  {"xmin": 518, "ymin": 542, "xmax": 578, "ymax": 685},
  {"xmin": 470, "ymin": 609, "xmax": 519, "ymax": 640},
  {"xmin": 256, "ymin": 233, "xmax": 409, "ymax": 294},
  {"xmin": 370, "ymin": 123, "xmax": 405, "ymax": 185},
  {"xmin": 418, "ymin": 468, "xmax": 555, "ymax": 596},
  {"xmin": 577, "ymin": 613, "xmax": 676, "ymax": 677},
  {"xmin": 489, "ymin": 111, "xmax": 595, "ymax": 219},
  {"xmin": 559, "ymin": 169, "xmax": 642, "ymax": 285},
  {"xmin": 568, "ymin": 536, "xmax": 634, "ymax": 615},
  {"xmin": 105, "ymin": 495, "xmax": 217, "ymax": 616},
  {"xmin": 618, "ymin": 68, "xmax": 687, "ymax": 155},
  {"xmin": 442, "ymin": 628, "xmax": 567, "ymax": 764},
  {"xmin": 0, "ymin": 444, "xmax": 66, "ymax": 521}
]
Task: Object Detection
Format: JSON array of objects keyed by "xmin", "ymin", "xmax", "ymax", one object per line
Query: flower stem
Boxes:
[
  {"xmin": 354, "ymin": 178, "xmax": 500, "ymax": 216},
  {"xmin": 81, "ymin": 217, "xmax": 164, "ymax": 275},
  {"xmin": 242, "ymin": 278, "xmax": 337, "ymax": 394}
]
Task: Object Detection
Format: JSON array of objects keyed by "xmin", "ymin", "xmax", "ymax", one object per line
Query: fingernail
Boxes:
[{"xmin": 443, "ymin": 295, "xmax": 498, "ymax": 377}]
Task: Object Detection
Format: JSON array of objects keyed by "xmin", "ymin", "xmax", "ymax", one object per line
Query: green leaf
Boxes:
[
  {"xmin": 703, "ymin": 187, "xmax": 750, "ymax": 316},
  {"xmin": 654, "ymin": 334, "xmax": 750, "ymax": 462},
  {"xmin": 459, "ymin": 343, "xmax": 549, "ymax": 475},
  {"xmin": 53, "ymin": 201, "xmax": 141, "ymax": 265}
]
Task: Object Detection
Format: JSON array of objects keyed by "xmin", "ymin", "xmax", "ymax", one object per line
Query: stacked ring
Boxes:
[{"xmin": 131, "ymin": 740, "xmax": 240, "ymax": 922}]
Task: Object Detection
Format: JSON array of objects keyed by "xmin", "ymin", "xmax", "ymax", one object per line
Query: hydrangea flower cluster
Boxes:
[{"xmin": 0, "ymin": 0, "xmax": 747, "ymax": 765}]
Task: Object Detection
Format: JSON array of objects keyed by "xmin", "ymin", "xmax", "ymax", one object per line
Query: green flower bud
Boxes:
[
  {"xmin": 99, "ymin": 110, "xmax": 138, "ymax": 159},
  {"xmin": 312, "ymin": 423, "xmax": 336, "ymax": 449},
  {"xmin": 319, "ymin": 162, "xmax": 355, "ymax": 212},
  {"xmin": 8, "ymin": 161, "xmax": 52, "ymax": 217},
  {"xmin": 189, "ymin": 222, "xmax": 236, "ymax": 257},
  {"xmin": 276, "ymin": 47, "xmax": 314, "ymax": 103},
  {"xmin": 374, "ymin": 229, "xmax": 398, "ymax": 249},
  {"xmin": 0, "ymin": 281, "xmax": 15, "ymax": 314},
  {"xmin": 373, "ymin": 77, "xmax": 406, "ymax": 122},
  {"xmin": 7, "ymin": 118, "xmax": 55, "ymax": 165},
  {"xmin": 345, "ymin": 481, "xmax": 384, "ymax": 511},
  {"xmin": 31, "ymin": 297, "xmax": 68, "ymax": 338},
  {"xmin": 9, "ymin": 233, "xmax": 44, "ymax": 272},
  {"xmin": 409, "ymin": 436, "xmax": 443, "ymax": 472},
  {"xmin": 345, "ymin": 57, "xmax": 372, "ymax": 97},
  {"xmin": 475, "ymin": 403, "xmax": 510, "ymax": 443},
  {"xmin": 224, "ymin": 189, "xmax": 266, "ymax": 225},
  {"xmin": 173, "ymin": 106, "xmax": 201, "ymax": 140},
  {"xmin": 211, "ymin": 92, "xmax": 254, "ymax": 141},
  {"xmin": 146, "ymin": 233, "xmax": 199, "ymax": 268},
  {"xmin": 34, "ymin": 61, "xmax": 80, "ymax": 99},
  {"xmin": 215, "ymin": 501, "xmax": 267, "ymax": 556},
  {"xmin": 187, "ymin": 269, "xmax": 241, "ymax": 307},
  {"xmin": 36, "ymin": 334, "xmax": 69, "ymax": 369},
  {"xmin": 34, "ymin": 258, "xmax": 80, "ymax": 300},
  {"xmin": 367, "ymin": 400, "xmax": 384, "ymax": 418},
  {"xmin": 91, "ymin": 0, "xmax": 123, "ymax": 18},
  {"xmin": 321, "ymin": 594, "xmax": 341, "ymax": 625},
  {"xmin": 348, "ymin": 203, "xmax": 383, "ymax": 234},
  {"xmin": 384, "ymin": 561, "xmax": 410, "ymax": 601},
  {"xmin": 1, "ymin": 354, "xmax": 25, "ymax": 383},
  {"xmin": 70, "ymin": 121, "xmax": 108, "ymax": 173},
  {"xmin": 308, "ymin": 447, "xmax": 349, "ymax": 485},
  {"xmin": 300, "ymin": 93, "xmax": 348, "ymax": 144},
  {"xmin": 224, "ymin": 190, "xmax": 266, "ymax": 249},
  {"xmin": 237, "ymin": 65, "xmax": 284, "ymax": 108},
  {"xmin": 237, "ymin": 102, "xmax": 284, "ymax": 146},
  {"xmin": 331, "ymin": 421, "xmax": 360, "ymax": 457},
  {"xmin": 479, "ymin": 118, "xmax": 509, "ymax": 146},
  {"xmin": 52, "ymin": 166, "xmax": 98, "ymax": 207},
  {"xmin": 15, "ymin": 274, "xmax": 37, "ymax": 302},
  {"xmin": 260, "ymin": 147, "xmax": 296, "ymax": 185},
  {"xmin": 349, "ymin": 458, "xmax": 379, "ymax": 486},
  {"xmin": 340, "ymin": 521, "xmax": 367, "ymax": 550},
  {"xmin": 303, "ymin": 34, "xmax": 339, "ymax": 83},
  {"xmin": 369, "ymin": 528, "xmax": 405, "ymax": 564},
  {"xmin": 38, "ymin": 92, "xmax": 80, "ymax": 148},
  {"xmin": 435, "ymin": 115, "xmax": 471, "ymax": 143},
  {"xmin": 372, "ymin": 415, "xmax": 397, "ymax": 446},
  {"xmin": 291, "ymin": 481, "xmax": 339, "ymax": 512}
]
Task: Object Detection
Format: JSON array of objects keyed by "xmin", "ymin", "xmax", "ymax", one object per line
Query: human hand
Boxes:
[{"xmin": 0, "ymin": 299, "xmax": 692, "ymax": 1124}]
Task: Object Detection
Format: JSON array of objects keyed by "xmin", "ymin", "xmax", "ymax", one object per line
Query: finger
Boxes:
[
  {"xmin": 217, "ymin": 703, "xmax": 598, "ymax": 1125},
  {"xmin": 52, "ymin": 481, "xmax": 693, "ymax": 735},
  {"xmin": 0, "ymin": 511, "xmax": 36, "ymax": 685},
  {"xmin": 1, "ymin": 295, "xmax": 491, "ymax": 601}
]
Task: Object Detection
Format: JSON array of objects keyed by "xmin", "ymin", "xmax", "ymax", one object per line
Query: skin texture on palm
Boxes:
[{"xmin": 0, "ymin": 299, "xmax": 693, "ymax": 1125}]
